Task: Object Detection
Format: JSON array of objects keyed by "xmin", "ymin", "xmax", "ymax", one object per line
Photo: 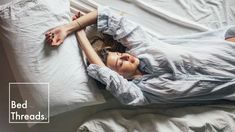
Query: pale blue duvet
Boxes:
[{"xmin": 87, "ymin": 7, "xmax": 235, "ymax": 105}]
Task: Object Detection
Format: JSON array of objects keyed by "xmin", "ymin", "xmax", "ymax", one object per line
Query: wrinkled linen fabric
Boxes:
[
  {"xmin": 78, "ymin": 104, "xmax": 235, "ymax": 132},
  {"xmin": 88, "ymin": 7, "xmax": 235, "ymax": 105}
]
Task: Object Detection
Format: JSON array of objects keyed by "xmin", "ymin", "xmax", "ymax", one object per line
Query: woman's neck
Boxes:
[{"xmin": 132, "ymin": 68, "xmax": 145, "ymax": 79}]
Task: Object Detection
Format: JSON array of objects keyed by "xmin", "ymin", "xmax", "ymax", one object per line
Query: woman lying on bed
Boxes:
[{"xmin": 45, "ymin": 7, "xmax": 235, "ymax": 105}]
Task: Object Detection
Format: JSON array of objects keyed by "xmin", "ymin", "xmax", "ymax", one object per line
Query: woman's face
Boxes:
[{"xmin": 106, "ymin": 52, "xmax": 140, "ymax": 78}]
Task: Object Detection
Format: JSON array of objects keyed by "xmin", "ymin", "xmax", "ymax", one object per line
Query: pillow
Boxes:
[{"xmin": 0, "ymin": 0, "xmax": 105, "ymax": 123}]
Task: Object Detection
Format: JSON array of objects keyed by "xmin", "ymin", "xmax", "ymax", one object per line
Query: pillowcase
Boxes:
[{"xmin": 0, "ymin": 0, "xmax": 105, "ymax": 123}]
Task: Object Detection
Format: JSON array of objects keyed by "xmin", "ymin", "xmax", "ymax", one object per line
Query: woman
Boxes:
[{"xmin": 46, "ymin": 7, "xmax": 235, "ymax": 105}]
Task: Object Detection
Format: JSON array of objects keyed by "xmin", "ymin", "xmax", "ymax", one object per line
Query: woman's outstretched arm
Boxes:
[
  {"xmin": 76, "ymin": 29, "xmax": 105, "ymax": 67},
  {"xmin": 45, "ymin": 10, "xmax": 98, "ymax": 46},
  {"xmin": 66, "ymin": 11, "xmax": 98, "ymax": 35}
]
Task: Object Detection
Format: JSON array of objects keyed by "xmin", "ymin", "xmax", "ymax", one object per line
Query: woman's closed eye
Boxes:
[
  {"xmin": 116, "ymin": 52, "xmax": 123, "ymax": 68},
  {"xmin": 118, "ymin": 60, "xmax": 123, "ymax": 67},
  {"xmin": 117, "ymin": 52, "xmax": 122, "ymax": 56}
]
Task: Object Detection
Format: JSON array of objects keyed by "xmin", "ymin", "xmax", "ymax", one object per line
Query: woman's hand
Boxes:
[
  {"xmin": 72, "ymin": 11, "xmax": 83, "ymax": 21},
  {"xmin": 45, "ymin": 10, "xmax": 97, "ymax": 47},
  {"xmin": 45, "ymin": 26, "xmax": 68, "ymax": 47},
  {"xmin": 45, "ymin": 12, "xmax": 83, "ymax": 47}
]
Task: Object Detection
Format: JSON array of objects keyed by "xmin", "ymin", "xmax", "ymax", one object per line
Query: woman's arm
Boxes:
[
  {"xmin": 46, "ymin": 7, "xmax": 152, "ymax": 51},
  {"xmin": 66, "ymin": 11, "xmax": 98, "ymax": 35},
  {"xmin": 87, "ymin": 64, "xmax": 149, "ymax": 105},
  {"xmin": 76, "ymin": 29, "xmax": 105, "ymax": 66},
  {"xmin": 46, "ymin": 10, "xmax": 98, "ymax": 46},
  {"xmin": 97, "ymin": 7, "xmax": 152, "ymax": 52}
]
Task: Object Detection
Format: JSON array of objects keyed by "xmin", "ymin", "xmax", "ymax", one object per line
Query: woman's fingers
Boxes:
[
  {"xmin": 51, "ymin": 33, "xmax": 54, "ymax": 39},
  {"xmin": 45, "ymin": 30, "xmax": 56, "ymax": 43},
  {"xmin": 51, "ymin": 39, "xmax": 62, "ymax": 47},
  {"xmin": 55, "ymin": 39, "xmax": 63, "ymax": 46},
  {"xmin": 45, "ymin": 31, "xmax": 50, "ymax": 35},
  {"xmin": 72, "ymin": 11, "xmax": 83, "ymax": 21},
  {"xmin": 45, "ymin": 31, "xmax": 52, "ymax": 37},
  {"xmin": 46, "ymin": 33, "xmax": 53, "ymax": 39},
  {"xmin": 45, "ymin": 26, "xmax": 66, "ymax": 47},
  {"xmin": 46, "ymin": 36, "xmax": 52, "ymax": 44},
  {"xmin": 72, "ymin": 16, "xmax": 77, "ymax": 21},
  {"xmin": 76, "ymin": 12, "xmax": 80, "ymax": 17},
  {"xmin": 75, "ymin": 12, "xmax": 80, "ymax": 18},
  {"xmin": 46, "ymin": 34, "xmax": 62, "ymax": 47},
  {"xmin": 46, "ymin": 38, "xmax": 52, "ymax": 44}
]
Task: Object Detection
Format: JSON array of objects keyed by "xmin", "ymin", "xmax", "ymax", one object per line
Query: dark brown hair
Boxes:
[{"xmin": 91, "ymin": 34, "xmax": 126, "ymax": 65}]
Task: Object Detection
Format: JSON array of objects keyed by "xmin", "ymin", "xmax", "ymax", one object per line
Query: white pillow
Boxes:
[{"xmin": 0, "ymin": 0, "xmax": 105, "ymax": 122}]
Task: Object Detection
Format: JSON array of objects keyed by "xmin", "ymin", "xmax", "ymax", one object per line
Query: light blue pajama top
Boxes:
[{"xmin": 87, "ymin": 7, "xmax": 235, "ymax": 105}]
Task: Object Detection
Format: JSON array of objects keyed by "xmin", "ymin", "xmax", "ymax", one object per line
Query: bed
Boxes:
[{"xmin": 0, "ymin": 0, "xmax": 234, "ymax": 132}]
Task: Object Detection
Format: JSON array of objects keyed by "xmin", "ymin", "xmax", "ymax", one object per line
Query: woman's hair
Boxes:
[{"xmin": 91, "ymin": 34, "xmax": 126, "ymax": 65}]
